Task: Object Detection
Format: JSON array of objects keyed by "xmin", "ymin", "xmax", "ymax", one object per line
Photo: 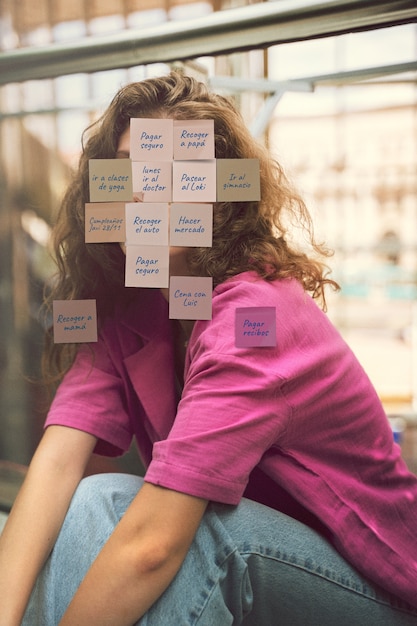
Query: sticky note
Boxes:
[
  {"xmin": 85, "ymin": 202, "xmax": 126, "ymax": 243},
  {"xmin": 235, "ymin": 306, "xmax": 276, "ymax": 347},
  {"xmin": 88, "ymin": 159, "xmax": 133, "ymax": 202},
  {"xmin": 172, "ymin": 160, "xmax": 217, "ymax": 203},
  {"xmin": 216, "ymin": 159, "xmax": 261, "ymax": 202},
  {"xmin": 125, "ymin": 245, "xmax": 169, "ymax": 288},
  {"xmin": 131, "ymin": 161, "xmax": 172, "ymax": 202},
  {"xmin": 125, "ymin": 203, "xmax": 169, "ymax": 246},
  {"xmin": 169, "ymin": 276, "xmax": 213, "ymax": 320},
  {"xmin": 53, "ymin": 299, "xmax": 97, "ymax": 344},
  {"xmin": 130, "ymin": 118, "xmax": 173, "ymax": 161},
  {"xmin": 173, "ymin": 119, "xmax": 215, "ymax": 160},
  {"xmin": 169, "ymin": 203, "xmax": 213, "ymax": 247}
]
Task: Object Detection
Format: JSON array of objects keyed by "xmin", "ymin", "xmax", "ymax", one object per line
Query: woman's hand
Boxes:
[
  {"xmin": 59, "ymin": 483, "xmax": 208, "ymax": 625},
  {"xmin": 0, "ymin": 425, "xmax": 96, "ymax": 625}
]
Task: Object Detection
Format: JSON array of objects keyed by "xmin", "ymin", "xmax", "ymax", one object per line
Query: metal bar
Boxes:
[
  {"xmin": 209, "ymin": 77, "xmax": 314, "ymax": 94},
  {"xmin": 210, "ymin": 62, "xmax": 417, "ymax": 93},
  {"xmin": 291, "ymin": 60, "xmax": 417, "ymax": 87},
  {"xmin": 0, "ymin": 0, "xmax": 416, "ymax": 85},
  {"xmin": 250, "ymin": 90, "xmax": 289, "ymax": 138},
  {"xmin": 1, "ymin": 61, "xmax": 415, "ymax": 120}
]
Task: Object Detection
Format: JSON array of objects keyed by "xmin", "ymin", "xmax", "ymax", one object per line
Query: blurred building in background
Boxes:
[{"xmin": 0, "ymin": 1, "xmax": 416, "ymax": 481}]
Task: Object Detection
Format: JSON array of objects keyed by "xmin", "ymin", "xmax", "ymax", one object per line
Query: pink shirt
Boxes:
[{"xmin": 46, "ymin": 273, "xmax": 417, "ymax": 607}]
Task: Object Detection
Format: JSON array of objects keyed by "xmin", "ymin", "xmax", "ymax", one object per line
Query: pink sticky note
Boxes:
[
  {"xmin": 130, "ymin": 118, "xmax": 173, "ymax": 161},
  {"xmin": 53, "ymin": 300, "xmax": 97, "ymax": 344},
  {"xmin": 85, "ymin": 203, "xmax": 126, "ymax": 243},
  {"xmin": 173, "ymin": 120, "xmax": 215, "ymax": 160},
  {"xmin": 125, "ymin": 245, "xmax": 169, "ymax": 288},
  {"xmin": 169, "ymin": 276, "xmax": 213, "ymax": 320},
  {"xmin": 172, "ymin": 160, "xmax": 217, "ymax": 203},
  {"xmin": 125, "ymin": 202, "xmax": 169, "ymax": 246},
  {"xmin": 131, "ymin": 161, "xmax": 172, "ymax": 202},
  {"xmin": 169, "ymin": 203, "xmax": 213, "ymax": 247},
  {"xmin": 235, "ymin": 307, "xmax": 276, "ymax": 347}
]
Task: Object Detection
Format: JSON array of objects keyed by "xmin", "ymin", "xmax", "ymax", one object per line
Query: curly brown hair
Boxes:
[{"xmin": 43, "ymin": 70, "xmax": 339, "ymax": 380}]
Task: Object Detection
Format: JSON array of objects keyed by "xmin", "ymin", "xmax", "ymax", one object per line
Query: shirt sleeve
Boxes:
[
  {"xmin": 45, "ymin": 337, "xmax": 134, "ymax": 456},
  {"xmin": 145, "ymin": 278, "xmax": 292, "ymax": 504}
]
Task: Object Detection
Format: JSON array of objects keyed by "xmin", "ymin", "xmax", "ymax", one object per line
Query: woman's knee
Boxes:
[{"xmin": 71, "ymin": 472, "xmax": 143, "ymax": 510}]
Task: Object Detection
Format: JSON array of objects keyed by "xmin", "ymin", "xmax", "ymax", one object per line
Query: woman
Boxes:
[{"xmin": 0, "ymin": 71, "xmax": 416, "ymax": 625}]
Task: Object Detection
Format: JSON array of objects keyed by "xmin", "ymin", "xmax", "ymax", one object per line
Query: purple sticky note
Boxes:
[{"xmin": 235, "ymin": 307, "xmax": 276, "ymax": 347}]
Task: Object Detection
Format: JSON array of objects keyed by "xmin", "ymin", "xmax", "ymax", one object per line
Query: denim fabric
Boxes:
[{"xmin": 24, "ymin": 474, "xmax": 417, "ymax": 625}]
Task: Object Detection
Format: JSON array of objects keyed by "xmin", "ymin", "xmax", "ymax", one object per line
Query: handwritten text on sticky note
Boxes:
[
  {"xmin": 89, "ymin": 159, "xmax": 133, "ymax": 203},
  {"xmin": 125, "ymin": 202, "xmax": 169, "ymax": 246},
  {"xmin": 130, "ymin": 118, "xmax": 173, "ymax": 161},
  {"xmin": 169, "ymin": 276, "xmax": 213, "ymax": 320},
  {"xmin": 172, "ymin": 160, "xmax": 217, "ymax": 203},
  {"xmin": 235, "ymin": 307, "xmax": 276, "ymax": 347},
  {"xmin": 131, "ymin": 161, "xmax": 172, "ymax": 202},
  {"xmin": 125, "ymin": 245, "xmax": 169, "ymax": 288},
  {"xmin": 85, "ymin": 203, "xmax": 126, "ymax": 243},
  {"xmin": 173, "ymin": 120, "xmax": 215, "ymax": 160},
  {"xmin": 53, "ymin": 299, "xmax": 97, "ymax": 344},
  {"xmin": 169, "ymin": 203, "xmax": 213, "ymax": 247},
  {"xmin": 217, "ymin": 159, "xmax": 261, "ymax": 202}
]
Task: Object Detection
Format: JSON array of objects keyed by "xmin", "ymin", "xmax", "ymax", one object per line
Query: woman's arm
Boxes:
[
  {"xmin": 60, "ymin": 483, "xmax": 208, "ymax": 626},
  {"xmin": 0, "ymin": 425, "xmax": 97, "ymax": 626}
]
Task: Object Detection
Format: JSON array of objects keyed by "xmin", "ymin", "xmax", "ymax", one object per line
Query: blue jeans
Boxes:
[{"xmin": 24, "ymin": 473, "xmax": 417, "ymax": 625}]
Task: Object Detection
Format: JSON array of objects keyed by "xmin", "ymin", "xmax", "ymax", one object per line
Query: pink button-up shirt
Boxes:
[{"xmin": 46, "ymin": 273, "xmax": 417, "ymax": 607}]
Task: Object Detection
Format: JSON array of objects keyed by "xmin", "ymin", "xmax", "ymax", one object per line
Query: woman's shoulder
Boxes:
[{"xmin": 213, "ymin": 271, "xmax": 306, "ymax": 308}]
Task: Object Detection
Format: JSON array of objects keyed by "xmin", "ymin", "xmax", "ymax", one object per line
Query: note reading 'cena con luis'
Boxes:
[{"xmin": 169, "ymin": 276, "xmax": 213, "ymax": 320}]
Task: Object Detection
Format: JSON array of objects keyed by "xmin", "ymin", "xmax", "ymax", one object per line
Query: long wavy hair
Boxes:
[{"xmin": 43, "ymin": 70, "xmax": 339, "ymax": 381}]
